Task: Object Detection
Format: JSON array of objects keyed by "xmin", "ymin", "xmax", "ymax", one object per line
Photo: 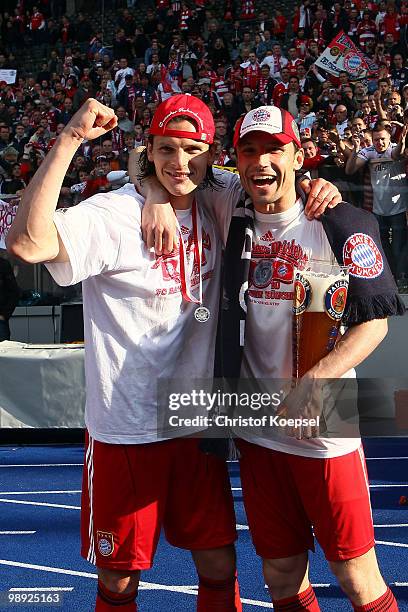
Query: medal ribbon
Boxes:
[{"xmin": 177, "ymin": 199, "xmax": 203, "ymax": 304}]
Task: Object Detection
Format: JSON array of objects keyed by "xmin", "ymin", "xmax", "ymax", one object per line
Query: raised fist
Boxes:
[{"xmin": 63, "ymin": 99, "xmax": 118, "ymax": 142}]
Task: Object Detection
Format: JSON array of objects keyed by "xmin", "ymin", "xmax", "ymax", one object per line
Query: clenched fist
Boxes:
[{"xmin": 63, "ymin": 99, "xmax": 118, "ymax": 142}]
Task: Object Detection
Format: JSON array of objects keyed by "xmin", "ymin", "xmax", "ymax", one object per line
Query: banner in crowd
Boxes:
[
  {"xmin": 0, "ymin": 69, "xmax": 17, "ymax": 84},
  {"xmin": 0, "ymin": 200, "xmax": 18, "ymax": 249},
  {"xmin": 314, "ymin": 31, "xmax": 378, "ymax": 79}
]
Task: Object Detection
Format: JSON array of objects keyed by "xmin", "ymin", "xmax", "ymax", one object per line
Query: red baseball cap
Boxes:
[
  {"xmin": 233, "ymin": 106, "xmax": 301, "ymax": 148},
  {"xmin": 300, "ymin": 95, "xmax": 313, "ymax": 108},
  {"xmin": 149, "ymin": 94, "xmax": 215, "ymax": 144}
]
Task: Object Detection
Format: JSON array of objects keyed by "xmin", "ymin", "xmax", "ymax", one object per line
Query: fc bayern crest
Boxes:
[
  {"xmin": 325, "ymin": 279, "xmax": 348, "ymax": 320},
  {"xmin": 97, "ymin": 531, "xmax": 115, "ymax": 557},
  {"xmin": 252, "ymin": 109, "xmax": 271, "ymax": 122},
  {"xmin": 253, "ymin": 259, "xmax": 273, "ymax": 288},
  {"xmin": 293, "ymin": 273, "xmax": 312, "ymax": 315},
  {"xmin": 343, "ymin": 53, "xmax": 363, "ymax": 75},
  {"xmin": 343, "ymin": 233, "xmax": 383, "ymax": 279}
]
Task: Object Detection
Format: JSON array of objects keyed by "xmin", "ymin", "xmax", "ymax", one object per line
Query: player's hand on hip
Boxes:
[
  {"xmin": 302, "ymin": 178, "xmax": 342, "ymax": 219},
  {"xmin": 63, "ymin": 99, "xmax": 118, "ymax": 142}
]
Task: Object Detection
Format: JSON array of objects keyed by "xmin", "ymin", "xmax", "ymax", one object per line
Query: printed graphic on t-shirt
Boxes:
[
  {"xmin": 249, "ymin": 233, "xmax": 309, "ymax": 305},
  {"xmin": 152, "ymin": 227, "xmax": 213, "ymax": 297}
]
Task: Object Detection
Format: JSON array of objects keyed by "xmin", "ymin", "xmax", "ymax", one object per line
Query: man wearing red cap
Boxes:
[
  {"xmin": 141, "ymin": 104, "xmax": 401, "ymax": 612},
  {"xmin": 220, "ymin": 106, "xmax": 401, "ymax": 612},
  {"xmin": 6, "ymin": 96, "xmax": 241, "ymax": 612}
]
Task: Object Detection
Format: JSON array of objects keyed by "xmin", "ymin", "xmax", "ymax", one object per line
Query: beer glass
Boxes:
[{"xmin": 293, "ymin": 260, "xmax": 349, "ymax": 378}]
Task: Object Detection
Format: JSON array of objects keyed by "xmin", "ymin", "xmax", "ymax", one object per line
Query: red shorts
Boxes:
[
  {"xmin": 237, "ymin": 439, "xmax": 375, "ymax": 562},
  {"xmin": 81, "ymin": 434, "xmax": 237, "ymax": 570}
]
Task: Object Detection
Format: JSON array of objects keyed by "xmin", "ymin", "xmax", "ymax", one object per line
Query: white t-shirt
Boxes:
[
  {"xmin": 114, "ymin": 67, "xmax": 135, "ymax": 92},
  {"xmin": 199, "ymin": 169, "xmax": 243, "ymax": 245},
  {"xmin": 234, "ymin": 201, "xmax": 360, "ymax": 458},
  {"xmin": 260, "ymin": 55, "xmax": 288, "ymax": 78},
  {"xmin": 357, "ymin": 143, "xmax": 407, "ymax": 216},
  {"xmin": 46, "ymin": 184, "xmax": 221, "ymax": 444},
  {"xmin": 336, "ymin": 119, "xmax": 349, "ymax": 138}
]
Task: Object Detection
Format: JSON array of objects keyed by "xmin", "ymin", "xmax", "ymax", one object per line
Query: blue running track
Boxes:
[{"xmin": 0, "ymin": 438, "xmax": 407, "ymax": 611}]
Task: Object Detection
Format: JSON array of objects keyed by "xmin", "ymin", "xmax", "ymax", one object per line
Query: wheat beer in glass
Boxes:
[{"xmin": 293, "ymin": 261, "xmax": 349, "ymax": 378}]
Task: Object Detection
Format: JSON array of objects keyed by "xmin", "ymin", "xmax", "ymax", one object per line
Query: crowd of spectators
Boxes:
[{"xmin": 0, "ymin": 0, "xmax": 408, "ymax": 286}]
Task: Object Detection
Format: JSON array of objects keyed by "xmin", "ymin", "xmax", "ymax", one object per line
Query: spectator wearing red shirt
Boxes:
[
  {"xmin": 301, "ymin": 137, "xmax": 328, "ymax": 177},
  {"xmin": 242, "ymin": 52, "xmax": 261, "ymax": 90},
  {"xmin": 213, "ymin": 65, "xmax": 230, "ymax": 101},
  {"xmin": 293, "ymin": 29, "xmax": 308, "ymax": 59},
  {"xmin": 272, "ymin": 10, "xmax": 288, "ymax": 41},
  {"xmin": 240, "ymin": 0, "xmax": 255, "ymax": 20},
  {"xmin": 380, "ymin": 5, "xmax": 400, "ymax": 41},
  {"xmin": 400, "ymin": 2, "xmax": 408, "ymax": 28},
  {"xmin": 78, "ymin": 156, "xmax": 111, "ymax": 199},
  {"xmin": 226, "ymin": 58, "xmax": 243, "ymax": 95},
  {"xmin": 272, "ymin": 66, "xmax": 290, "ymax": 106},
  {"xmin": 358, "ymin": 0, "xmax": 377, "ymax": 16},
  {"xmin": 64, "ymin": 76, "xmax": 78, "ymax": 100},
  {"xmin": 198, "ymin": 63, "xmax": 218, "ymax": 89},
  {"xmin": 179, "ymin": 3, "xmax": 192, "ymax": 31},
  {"xmin": 29, "ymin": 6, "xmax": 45, "ymax": 45},
  {"xmin": 357, "ymin": 12, "xmax": 377, "ymax": 50},
  {"xmin": 257, "ymin": 65, "xmax": 277, "ymax": 105},
  {"xmin": 60, "ymin": 16, "xmax": 73, "ymax": 47},
  {"xmin": 44, "ymin": 100, "xmax": 60, "ymax": 134},
  {"xmin": 286, "ymin": 47, "xmax": 304, "ymax": 75}
]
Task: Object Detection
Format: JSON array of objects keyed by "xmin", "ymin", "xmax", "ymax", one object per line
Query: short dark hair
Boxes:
[
  {"xmin": 373, "ymin": 121, "xmax": 392, "ymax": 135},
  {"xmin": 301, "ymin": 137, "xmax": 316, "ymax": 146}
]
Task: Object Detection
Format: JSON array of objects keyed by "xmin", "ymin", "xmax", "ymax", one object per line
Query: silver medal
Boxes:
[{"xmin": 194, "ymin": 306, "xmax": 211, "ymax": 323}]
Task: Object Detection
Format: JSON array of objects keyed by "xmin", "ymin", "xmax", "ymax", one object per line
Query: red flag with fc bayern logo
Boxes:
[{"xmin": 272, "ymin": 259, "xmax": 294, "ymax": 283}]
